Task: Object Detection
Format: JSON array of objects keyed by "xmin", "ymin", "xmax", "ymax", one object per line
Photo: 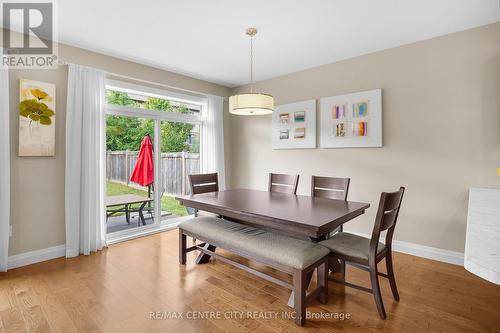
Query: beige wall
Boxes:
[
  {"xmin": 227, "ymin": 23, "xmax": 500, "ymax": 253},
  {"xmin": 5, "ymin": 32, "xmax": 231, "ymax": 255},
  {"xmin": 5, "ymin": 22, "xmax": 500, "ymax": 256}
]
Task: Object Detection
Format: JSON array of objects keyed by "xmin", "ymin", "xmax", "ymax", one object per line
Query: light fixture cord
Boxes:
[{"xmin": 250, "ymin": 33, "xmax": 254, "ymax": 93}]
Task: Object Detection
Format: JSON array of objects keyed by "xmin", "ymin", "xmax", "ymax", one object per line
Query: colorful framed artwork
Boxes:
[
  {"xmin": 19, "ymin": 79, "xmax": 56, "ymax": 156},
  {"xmin": 272, "ymin": 99, "xmax": 316, "ymax": 149},
  {"xmin": 279, "ymin": 113, "xmax": 290, "ymax": 124},
  {"xmin": 319, "ymin": 89, "xmax": 382, "ymax": 148},
  {"xmin": 294, "ymin": 127, "xmax": 306, "ymax": 139},
  {"xmin": 294, "ymin": 111, "xmax": 305, "ymax": 122},
  {"xmin": 280, "ymin": 129, "xmax": 289, "ymax": 139}
]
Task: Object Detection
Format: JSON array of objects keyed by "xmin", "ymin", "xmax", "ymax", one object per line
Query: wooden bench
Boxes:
[{"xmin": 178, "ymin": 216, "xmax": 330, "ymax": 326}]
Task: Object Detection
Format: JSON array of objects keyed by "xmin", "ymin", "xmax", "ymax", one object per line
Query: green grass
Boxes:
[{"xmin": 106, "ymin": 181, "xmax": 187, "ymax": 216}]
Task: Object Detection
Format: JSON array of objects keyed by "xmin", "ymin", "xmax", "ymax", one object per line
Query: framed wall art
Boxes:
[
  {"xmin": 272, "ymin": 99, "xmax": 316, "ymax": 149},
  {"xmin": 19, "ymin": 79, "xmax": 56, "ymax": 156},
  {"xmin": 319, "ymin": 89, "xmax": 382, "ymax": 148}
]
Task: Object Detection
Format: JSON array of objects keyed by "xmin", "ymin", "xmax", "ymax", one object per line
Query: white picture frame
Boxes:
[
  {"xmin": 272, "ymin": 99, "xmax": 316, "ymax": 149},
  {"xmin": 319, "ymin": 89, "xmax": 382, "ymax": 148}
]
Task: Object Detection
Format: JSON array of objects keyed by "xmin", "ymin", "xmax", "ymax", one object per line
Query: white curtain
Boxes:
[
  {"xmin": 201, "ymin": 95, "xmax": 226, "ymax": 190},
  {"xmin": 0, "ymin": 68, "xmax": 10, "ymax": 271},
  {"xmin": 65, "ymin": 64, "xmax": 106, "ymax": 257}
]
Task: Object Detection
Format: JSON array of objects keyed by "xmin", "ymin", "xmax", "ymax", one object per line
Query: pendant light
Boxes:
[{"xmin": 229, "ymin": 28, "xmax": 274, "ymax": 115}]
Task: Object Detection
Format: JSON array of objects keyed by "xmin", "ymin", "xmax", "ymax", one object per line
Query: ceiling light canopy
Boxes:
[{"xmin": 229, "ymin": 28, "xmax": 274, "ymax": 115}]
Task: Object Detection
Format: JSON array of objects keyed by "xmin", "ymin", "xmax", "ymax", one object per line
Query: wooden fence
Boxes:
[{"xmin": 106, "ymin": 151, "xmax": 200, "ymax": 195}]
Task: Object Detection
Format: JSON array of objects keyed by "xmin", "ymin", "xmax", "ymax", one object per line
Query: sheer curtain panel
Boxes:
[
  {"xmin": 0, "ymin": 68, "xmax": 10, "ymax": 271},
  {"xmin": 65, "ymin": 64, "xmax": 107, "ymax": 257},
  {"xmin": 201, "ymin": 95, "xmax": 226, "ymax": 190}
]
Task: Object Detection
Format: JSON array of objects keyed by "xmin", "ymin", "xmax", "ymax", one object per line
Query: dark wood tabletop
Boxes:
[{"xmin": 176, "ymin": 189, "xmax": 370, "ymax": 239}]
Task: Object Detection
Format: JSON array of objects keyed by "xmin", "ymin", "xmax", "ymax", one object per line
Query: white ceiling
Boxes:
[{"xmin": 9, "ymin": 1, "xmax": 500, "ymax": 87}]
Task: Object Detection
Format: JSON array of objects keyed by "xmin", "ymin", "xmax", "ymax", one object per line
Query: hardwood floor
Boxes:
[{"xmin": 1, "ymin": 229, "xmax": 499, "ymax": 333}]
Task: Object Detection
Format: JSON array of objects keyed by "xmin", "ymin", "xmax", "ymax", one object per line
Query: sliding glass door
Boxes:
[
  {"xmin": 105, "ymin": 114, "xmax": 156, "ymax": 233},
  {"xmin": 159, "ymin": 121, "xmax": 200, "ymax": 222},
  {"xmin": 104, "ymin": 82, "xmax": 205, "ymax": 236}
]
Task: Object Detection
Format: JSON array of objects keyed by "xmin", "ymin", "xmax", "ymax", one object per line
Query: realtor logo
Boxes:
[{"xmin": 1, "ymin": 1, "xmax": 58, "ymax": 68}]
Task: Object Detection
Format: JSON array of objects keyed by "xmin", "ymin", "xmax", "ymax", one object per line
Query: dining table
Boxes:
[
  {"xmin": 176, "ymin": 188, "xmax": 370, "ymax": 306},
  {"xmin": 176, "ymin": 188, "xmax": 370, "ymax": 242}
]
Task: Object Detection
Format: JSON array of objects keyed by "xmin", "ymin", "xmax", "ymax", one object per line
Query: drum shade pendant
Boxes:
[{"xmin": 229, "ymin": 28, "xmax": 274, "ymax": 115}]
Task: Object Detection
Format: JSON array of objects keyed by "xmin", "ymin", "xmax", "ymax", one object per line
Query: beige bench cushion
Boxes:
[
  {"xmin": 179, "ymin": 217, "xmax": 329, "ymax": 270},
  {"xmin": 320, "ymin": 232, "xmax": 385, "ymax": 260}
]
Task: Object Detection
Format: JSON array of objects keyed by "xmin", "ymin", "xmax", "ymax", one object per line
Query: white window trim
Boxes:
[
  {"xmin": 105, "ymin": 79, "xmax": 207, "ymax": 124},
  {"xmin": 106, "ymin": 79, "xmax": 208, "ymax": 106},
  {"xmin": 106, "ymin": 104, "xmax": 203, "ymax": 124},
  {"xmin": 104, "ymin": 79, "xmax": 206, "ymax": 238}
]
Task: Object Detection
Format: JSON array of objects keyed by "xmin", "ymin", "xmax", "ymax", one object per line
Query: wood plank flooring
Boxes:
[{"xmin": 0, "ymin": 229, "xmax": 499, "ymax": 333}]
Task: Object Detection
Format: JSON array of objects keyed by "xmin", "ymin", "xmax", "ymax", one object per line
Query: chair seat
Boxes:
[
  {"xmin": 320, "ymin": 232, "xmax": 386, "ymax": 260},
  {"xmin": 179, "ymin": 217, "xmax": 329, "ymax": 270}
]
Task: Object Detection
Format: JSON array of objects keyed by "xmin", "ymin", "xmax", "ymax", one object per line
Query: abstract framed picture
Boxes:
[
  {"xmin": 319, "ymin": 89, "xmax": 382, "ymax": 148},
  {"xmin": 280, "ymin": 129, "xmax": 290, "ymax": 139},
  {"xmin": 272, "ymin": 99, "xmax": 316, "ymax": 149},
  {"xmin": 279, "ymin": 113, "xmax": 290, "ymax": 124},
  {"xmin": 19, "ymin": 79, "xmax": 56, "ymax": 156}
]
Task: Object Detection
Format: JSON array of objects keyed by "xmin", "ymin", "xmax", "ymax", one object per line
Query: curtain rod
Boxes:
[{"xmin": 57, "ymin": 60, "xmax": 224, "ymax": 99}]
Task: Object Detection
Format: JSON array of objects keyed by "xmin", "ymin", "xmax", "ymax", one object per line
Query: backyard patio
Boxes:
[
  {"xmin": 105, "ymin": 148, "xmax": 199, "ymax": 234},
  {"xmin": 106, "ymin": 181, "xmax": 188, "ymax": 233}
]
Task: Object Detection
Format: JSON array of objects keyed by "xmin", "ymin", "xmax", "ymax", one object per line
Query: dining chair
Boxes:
[
  {"xmin": 311, "ymin": 175, "xmax": 351, "ymax": 274},
  {"xmin": 320, "ymin": 187, "xmax": 405, "ymax": 319},
  {"xmin": 268, "ymin": 173, "xmax": 300, "ymax": 194},
  {"xmin": 311, "ymin": 176, "xmax": 350, "ymax": 231},
  {"xmin": 188, "ymin": 173, "xmax": 219, "ymax": 217},
  {"xmin": 311, "ymin": 175, "xmax": 350, "ymax": 199}
]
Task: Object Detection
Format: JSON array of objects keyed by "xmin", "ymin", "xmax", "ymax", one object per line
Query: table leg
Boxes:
[
  {"xmin": 138, "ymin": 202, "xmax": 148, "ymax": 226},
  {"xmin": 328, "ymin": 257, "xmax": 345, "ymax": 277},
  {"xmin": 125, "ymin": 204, "xmax": 130, "ymax": 224},
  {"xmin": 287, "ymin": 269, "xmax": 314, "ymax": 307},
  {"xmin": 327, "ymin": 225, "xmax": 343, "ymax": 238},
  {"xmin": 195, "ymin": 243, "xmax": 217, "ymax": 264}
]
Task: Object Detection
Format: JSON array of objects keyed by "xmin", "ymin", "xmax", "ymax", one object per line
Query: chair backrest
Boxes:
[
  {"xmin": 370, "ymin": 187, "xmax": 405, "ymax": 255},
  {"xmin": 189, "ymin": 173, "xmax": 219, "ymax": 195},
  {"xmin": 311, "ymin": 176, "xmax": 350, "ymax": 200},
  {"xmin": 268, "ymin": 173, "xmax": 300, "ymax": 194}
]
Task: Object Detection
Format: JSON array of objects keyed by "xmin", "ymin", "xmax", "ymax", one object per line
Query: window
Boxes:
[
  {"xmin": 105, "ymin": 89, "xmax": 202, "ymax": 116},
  {"xmin": 104, "ymin": 80, "xmax": 206, "ymax": 235}
]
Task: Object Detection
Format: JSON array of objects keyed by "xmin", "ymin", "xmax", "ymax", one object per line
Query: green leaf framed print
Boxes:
[{"xmin": 19, "ymin": 79, "xmax": 56, "ymax": 156}]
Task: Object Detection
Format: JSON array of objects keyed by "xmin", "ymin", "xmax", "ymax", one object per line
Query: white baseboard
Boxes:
[
  {"xmin": 392, "ymin": 239, "xmax": 464, "ymax": 266},
  {"xmin": 6, "ymin": 229, "xmax": 464, "ymax": 270},
  {"xmin": 6, "ymin": 219, "xmax": 188, "ymax": 270},
  {"xmin": 347, "ymin": 231, "xmax": 464, "ymax": 266},
  {"xmin": 8, "ymin": 244, "xmax": 66, "ymax": 270}
]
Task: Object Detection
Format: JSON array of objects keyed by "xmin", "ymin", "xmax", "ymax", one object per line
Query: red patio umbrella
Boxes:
[{"xmin": 130, "ymin": 135, "xmax": 154, "ymax": 191}]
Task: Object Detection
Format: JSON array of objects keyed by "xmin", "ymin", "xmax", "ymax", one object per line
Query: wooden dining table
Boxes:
[
  {"xmin": 177, "ymin": 188, "xmax": 369, "ymax": 254},
  {"xmin": 176, "ymin": 188, "xmax": 370, "ymax": 306}
]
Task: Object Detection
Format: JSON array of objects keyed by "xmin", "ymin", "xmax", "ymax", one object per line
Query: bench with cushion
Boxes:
[{"xmin": 178, "ymin": 216, "xmax": 330, "ymax": 326}]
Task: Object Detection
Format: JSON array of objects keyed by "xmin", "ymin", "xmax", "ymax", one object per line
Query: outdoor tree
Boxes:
[
  {"xmin": 106, "ymin": 90, "xmax": 140, "ymax": 107},
  {"xmin": 105, "ymin": 91, "xmax": 197, "ymax": 153},
  {"xmin": 144, "ymin": 97, "xmax": 195, "ymax": 152},
  {"xmin": 105, "ymin": 91, "xmax": 152, "ymax": 150}
]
